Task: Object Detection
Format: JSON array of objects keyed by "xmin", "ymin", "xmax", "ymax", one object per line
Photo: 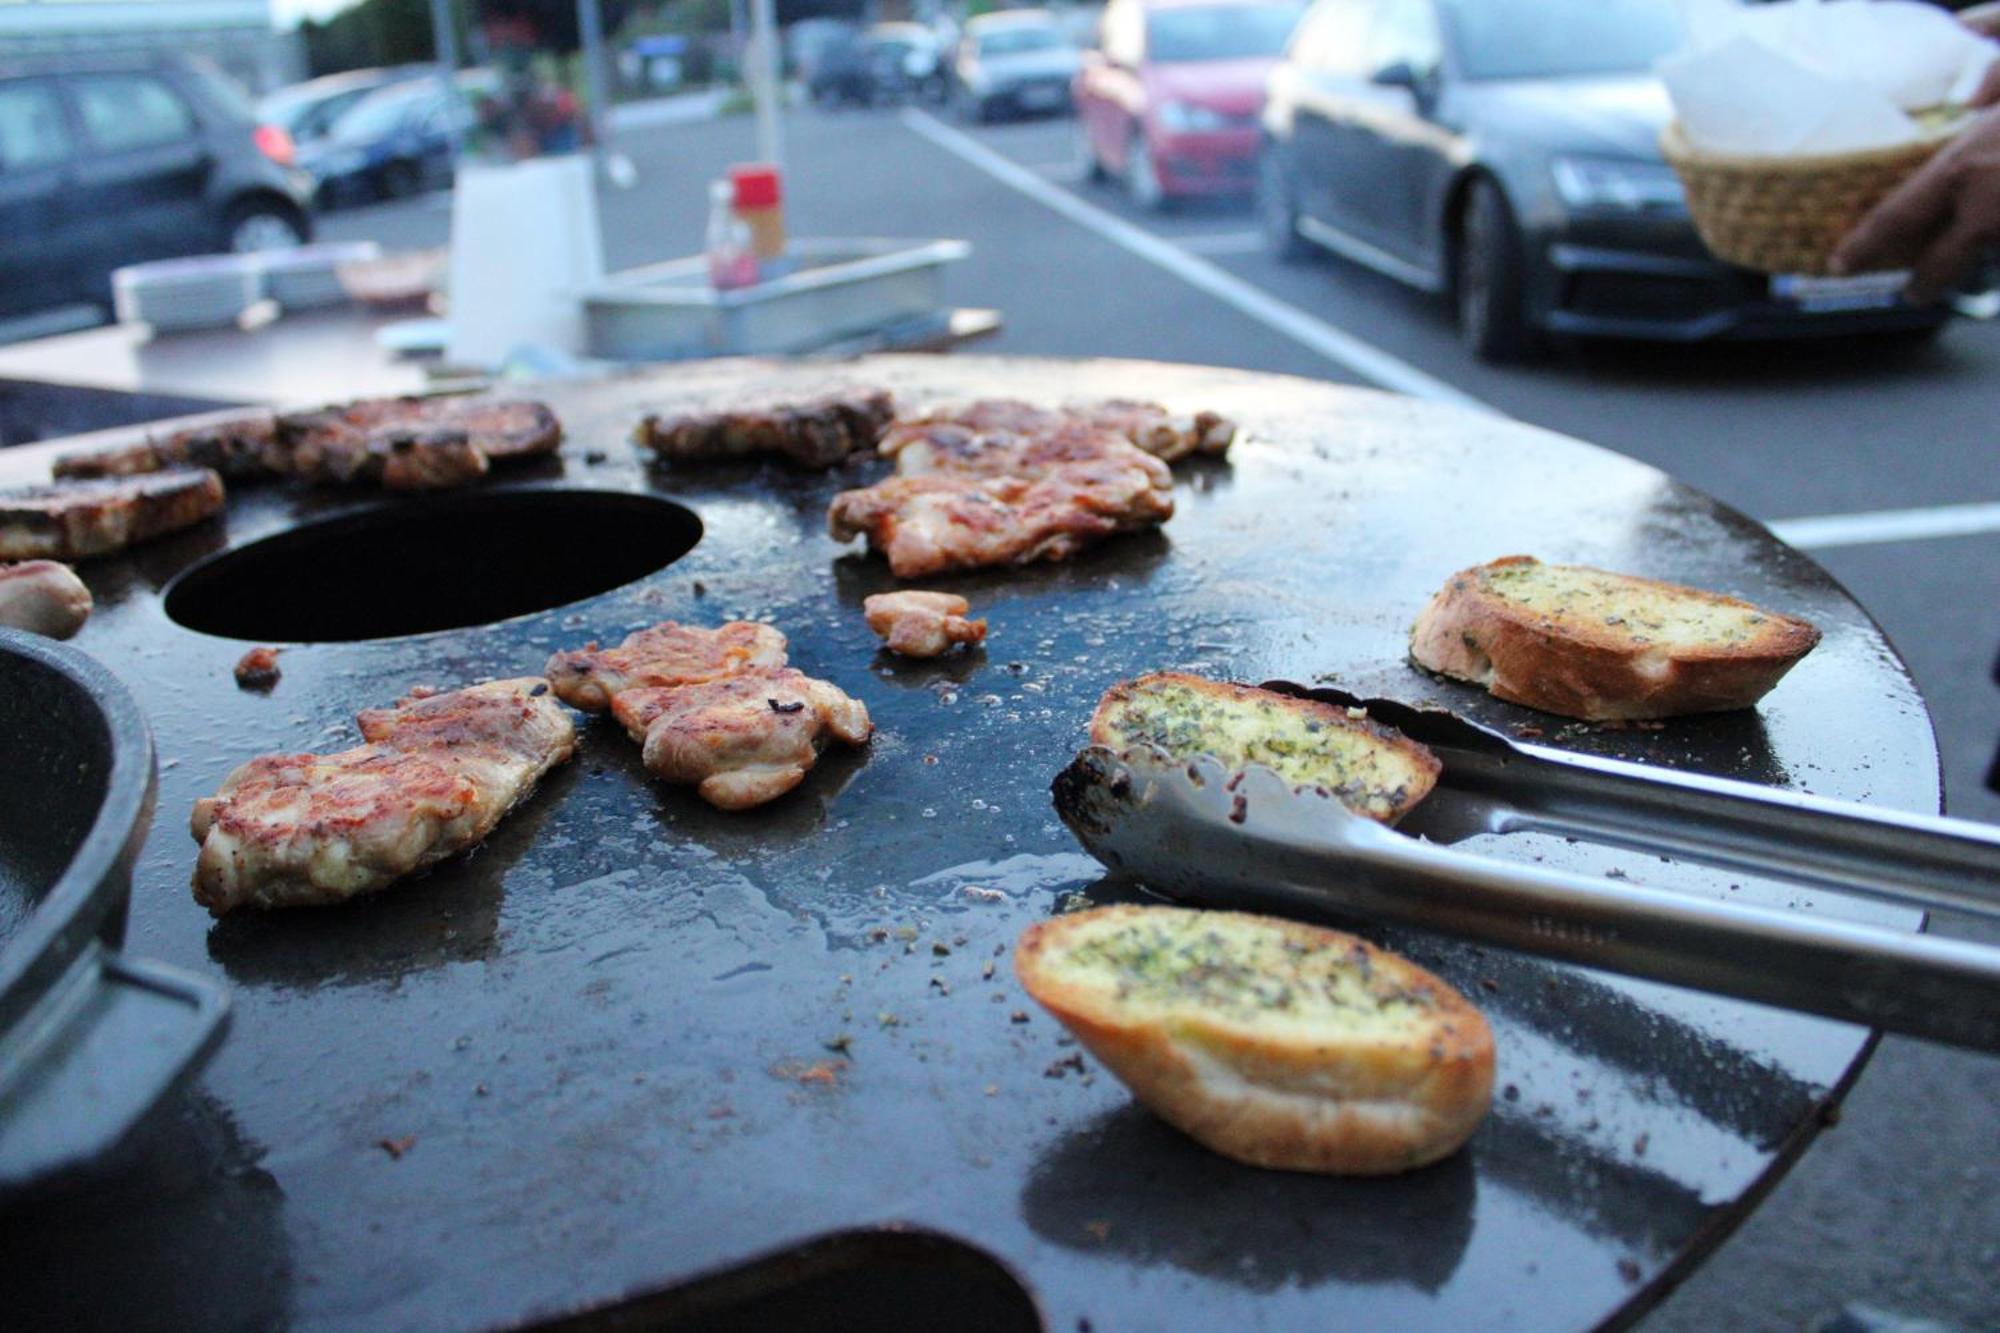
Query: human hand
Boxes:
[{"xmin": 1830, "ymin": 107, "xmax": 2000, "ymax": 302}]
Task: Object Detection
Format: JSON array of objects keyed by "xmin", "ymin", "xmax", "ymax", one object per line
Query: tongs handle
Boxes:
[
  {"xmin": 1220, "ymin": 816, "xmax": 2000, "ymax": 1052},
  {"xmin": 1055, "ymin": 751, "xmax": 2000, "ymax": 1053},
  {"xmin": 1472, "ymin": 743, "xmax": 2000, "ymax": 920}
]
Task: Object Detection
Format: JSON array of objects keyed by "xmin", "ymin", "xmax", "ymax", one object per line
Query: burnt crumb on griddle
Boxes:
[
  {"xmin": 1044, "ymin": 1053, "xmax": 1087, "ymax": 1079},
  {"xmin": 1616, "ymin": 1258, "xmax": 1642, "ymax": 1284},
  {"xmin": 583, "ymin": 449, "xmax": 608, "ymax": 465},
  {"xmin": 768, "ymin": 698, "xmax": 805, "ymax": 713},
  {"xmin": 234, "ymin": 646, "xmax": 282, "ymax": 692},
  {"xmin": 376, "ymin": 1135, "xmax": 416, "ymax": 1160}
]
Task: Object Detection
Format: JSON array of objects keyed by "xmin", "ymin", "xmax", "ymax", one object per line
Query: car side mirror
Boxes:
[{"xmin": 1372, "ymin": 60, "xmax": 1437, "ymax": 108}]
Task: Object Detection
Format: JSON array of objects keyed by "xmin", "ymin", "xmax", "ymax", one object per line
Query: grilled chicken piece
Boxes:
[
  {"xmin": 879, "ymin": 399, "xmax": 1234, "ymax": 465},
  {"xmin": 52, "ymin": 397, "xmax": 559, "ymax": 491},
  {"xmin": 0, "ymin": 469, "xmax": 225, "ymax": 562},
  {"xmin": 828, "ymin": 452, "xmax": 1175, "ymax": 578},
  {"xmin": 545, "ymin": 620, "xmax": 789, "ymax": 712},
  {"xmin": 0, "ymin": 560, "xmax": 92, "ymax": 638},
  {"xmin": 280, "ymin": 396, "xmax": 562, "ymax": 464},
  {"xmin": 887, "ymin": 422, "xmax": 1176, "ymax": 485},
  {"xmin": 607, "ymin": 667, "xmax": 871, "ymax": 811},
  {"xmin": 637, "ymin": 388, "xmax": 895, "ymax": 469},
  {"xmin": 190, "ymin": 678, "xmax": 575, "ymax": 916},
  {"xmin": 863, "ymin": 590, "xmax": 987, "ymax": 657},
  {"xmin": 53, "ymin": 413, "xmax": 282, "ymax": 480}
]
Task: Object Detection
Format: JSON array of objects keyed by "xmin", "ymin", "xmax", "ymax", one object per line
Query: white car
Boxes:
[{"xmin": 952, "ymin": 11, "xmax": 1081, "ymax": 122}]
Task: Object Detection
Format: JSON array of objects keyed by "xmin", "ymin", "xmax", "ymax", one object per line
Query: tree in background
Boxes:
[{"xmin": 302, "ymin": 0, "xmax": 447, "ymax": 75}]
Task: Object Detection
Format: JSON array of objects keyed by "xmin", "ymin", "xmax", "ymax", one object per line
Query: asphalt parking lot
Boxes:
[{"xmin": 320, "ymin": 103, "xmax": 2000, "ymax": 1331}]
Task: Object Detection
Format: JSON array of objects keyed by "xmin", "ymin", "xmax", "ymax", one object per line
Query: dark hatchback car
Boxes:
[
  {"xmin": 0, "ymin": 56, "xmax": 313, "ymax": 321},
  {"xmin": 1256, "ymin": 0, "xmax": 1957, "ymax": 359}
]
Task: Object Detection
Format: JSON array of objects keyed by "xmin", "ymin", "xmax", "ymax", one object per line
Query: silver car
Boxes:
[{"xmin": 953, "ymin": 11, "xmax": 1082, "ymax": 122}]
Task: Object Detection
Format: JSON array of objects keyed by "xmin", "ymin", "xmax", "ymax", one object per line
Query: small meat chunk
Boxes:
[
  {"xmin": 864, "ymin": 591, "xmax": 987, "ymax": 658},
  {"xmin": 545, "ymin": 620, "xmax": 788, "ymax": 711},
  {"xmin": 234, "ymin": 646, "xmax": 282, "ymax": 691},
  {"xmin": 636, "ymin": 389, "xmax": 895, "ymax": 469},
  {"xmin": 608, "ymin": 667, "xmax": 871, "ymax": 811},
  {"xmin": 0, "ymin": 560, "xmax": 91, "ymax": 638},
  {"xmin": 0, "ymin": 469, "xmax": 225, "ymax": 562},
  {"xmin": 827, "ymin": 456, "xmax": 1174, "ymax": 578},
  {"xmin": 189, "ymin": 679, "xmax": 574, "ymax": 915},
  {"xmin": 280, "ymin": 396, "xmax": 562, "ymax": 467}
]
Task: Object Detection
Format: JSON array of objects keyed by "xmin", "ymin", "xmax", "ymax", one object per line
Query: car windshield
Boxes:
[
  {"xmin": 979, "ymin": 27, "xmax": 1066, "ymax": 55},
  {"xmin": 1146, "ymin": 4, "xmax": 1303, "ymax": 63},
  {"xmin": 331, "ymin": 90, "xmax": 425, "ymax": 142},
  {"xmin": 1442, "ymin": 0, "xmax": 1684, "ymax": 80}
]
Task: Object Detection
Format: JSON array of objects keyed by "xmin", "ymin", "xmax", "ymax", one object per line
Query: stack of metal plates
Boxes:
[{"xmin": 110, "ymin": 256, "xmax": 263, "ymax": 334}]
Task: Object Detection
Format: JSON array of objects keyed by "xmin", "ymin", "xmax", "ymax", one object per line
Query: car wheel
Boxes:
[
  {"xmin": 1455, "ymin": 178, "xmax": 1536, "ymax": 363},
  {"xmin": 226, "ymin": 203, "xmax": 306, "ymax": 254},
  {"xmin": 381, "ymin": 159, "xmax": 422, "ymax": 200},
  {"xmin": 1257, "ymin": 141, "xmax": 1310, "ymax": 263},
  {"xmin": 1126, "ymin": 128, "xmax": 1166, "ymax": 212}
]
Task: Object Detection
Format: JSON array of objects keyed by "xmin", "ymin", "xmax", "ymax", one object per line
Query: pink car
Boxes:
[{"xmin": 1074, "ymin": 0, "xmax": 1304, "ymax": 209}]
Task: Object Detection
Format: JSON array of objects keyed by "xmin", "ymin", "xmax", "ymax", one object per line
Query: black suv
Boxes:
[{"xmin": 0, "ymin": 55, "xmax": 314, "ymax": 320}]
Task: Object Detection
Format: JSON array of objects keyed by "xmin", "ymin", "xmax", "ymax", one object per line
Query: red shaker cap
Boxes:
[{"xmin": 730, "ymin": 164, "xmax": 782, "ymax": 209}]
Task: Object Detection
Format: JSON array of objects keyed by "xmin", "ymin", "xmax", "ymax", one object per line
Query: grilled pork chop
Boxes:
[
  {"xmin": 636, "ymin": 388, "xmax": 895, "ymax": 469},
  {"xmin": 863, "ymin": 590, "xmax": 987, "ymax": 657},
  {"xmin": 190, "ymin": 678, "xmax": 575, "ymax": 915},
  {"xmin": 879, "ymin": 399, "xmax": 1234, "ymax": 465},
  {"xmin": 54, "ymin": 397, "xmax": 560, "ymax": 491},
  {"xmin": 545, "ymin": 620, "xmax": 790, "ymax": 712},
  {"xmin": 608, "ymin": 667, "xmax": 872, "ymax": 811},
  {"xmin": 54, "ymin": 413, "xmax": 282, "ymax": 481},
  {"xmin": 827, "ymin": 455, "xmax": 1175, "ymax": 578},
  {"xmin": 0, "ymin": 469, "xmax": 225, "ymax": 562},
  {"xmin": 0, "ymin": 560, "xmax": 92, "ymax": 638}
]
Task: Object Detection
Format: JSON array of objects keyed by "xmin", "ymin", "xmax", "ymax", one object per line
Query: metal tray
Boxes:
[
  {"xmin": 0, "ymin": 356, "xmax": 1942, "ymax": 1331},
  {"xmin": 581, "ymin": 238, "xmax": 970, "ymax": 360}
]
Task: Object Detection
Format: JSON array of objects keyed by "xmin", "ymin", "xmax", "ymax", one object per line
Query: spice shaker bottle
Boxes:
[{"xmin": 729, "ymin": 164, "xmax": 786, "ymax": 266}]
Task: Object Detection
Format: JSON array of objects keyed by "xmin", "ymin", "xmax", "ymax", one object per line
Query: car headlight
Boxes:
[
  {"xmin": 1550, "ymin": 156, "xmax": 1686, "ymax": 213},
  {"xmin": 1156, "ymin": 100, "xmax": 1231, "ymax": 132}
]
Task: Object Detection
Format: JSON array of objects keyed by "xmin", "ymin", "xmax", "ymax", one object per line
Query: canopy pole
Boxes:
[
  {"xmin": 576, "ymin": 0, "xmax": 615, "ymax": 158},
  {"xmin": 750, "ymin": 0, "xmax": 783, "ymax": 169},
  {"xmin": 429, "ymin": 0, "xmax": 462, "ymax": 158}
]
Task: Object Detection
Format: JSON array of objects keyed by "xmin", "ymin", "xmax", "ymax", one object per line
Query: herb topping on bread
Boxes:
[
  {"xmin": 1410, "ymin": 555, "xmax": 1820, "ymax": 721},
  {"xmin": 1015, "ymin": 905, "xmax": 1495, "ymax": 1174},
  {"xmin": 1089, "ymin": 672, "xmax": 1440, "ymax": 823}
]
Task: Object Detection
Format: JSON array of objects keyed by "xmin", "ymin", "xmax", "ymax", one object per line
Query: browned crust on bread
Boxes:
[
  {"xmin": 1015, "ymin": 905, "xmax": 1495, "ymax": 1174},
  {"xmin": 1410, "ymin": 555, "xmax": 1822, "ymax": 721},
  {"xmin": 1088, "ymin": 671, "xmax": 1441, "ymax": 823}
]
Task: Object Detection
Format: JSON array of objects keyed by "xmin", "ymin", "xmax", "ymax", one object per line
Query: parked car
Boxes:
[
  {"xmin": 0, "ymin": 55, "xmax": 312, "ymax": 320},
  {"xmin": 1074, "ymin": 0, "xmax": 1305, "ymax": 209},
  {"xmin": 257, "ymin": 66, "xmax": 428, "ymax": 148},
  {"xmin": 1257, "ymin": 0, "xmax": 1959, "ymax": 359},
  {"xmin": 952, "ymin": 11, "xmax": 1081, "ymax": 123},
  {"xmin": 297, "ymin": 72, "xmax": 488, "ymax": 207},
  {"xmin": 808, "ymin": 23, "xmax": 945, "ymax": 107}
]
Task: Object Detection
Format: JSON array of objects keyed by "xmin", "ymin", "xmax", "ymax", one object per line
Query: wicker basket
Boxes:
[{"xmin": 1660, "ymin": 119, "xmax": 1963, "ymax": 275}]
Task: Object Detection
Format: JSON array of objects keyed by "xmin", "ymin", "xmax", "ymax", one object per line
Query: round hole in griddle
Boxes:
[{"xmin": 164, "ymin": 488, "xmax": 701, "ymax": 642}]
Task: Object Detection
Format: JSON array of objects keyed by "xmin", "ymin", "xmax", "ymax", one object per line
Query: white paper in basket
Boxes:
[{"xmin": 1660, "ymin": 0, "xmax": 2000, "ymax": 155}]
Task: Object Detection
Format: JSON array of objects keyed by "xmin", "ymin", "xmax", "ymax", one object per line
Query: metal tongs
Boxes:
[{"xmin": 1052, "ymin": 686, "xmax": 2000, "ymax": 1053}]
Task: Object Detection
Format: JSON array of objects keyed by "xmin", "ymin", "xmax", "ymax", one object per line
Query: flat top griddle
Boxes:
[{"xmin": 0, "ymin": 356, "xmax": 1936, "ymax": 1332}]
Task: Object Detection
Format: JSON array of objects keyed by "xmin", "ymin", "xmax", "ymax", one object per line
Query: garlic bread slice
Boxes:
[
  {"xmin": 1410, "ymin": 555, "xmax": 1821, "ymax": 721},
  {"xmin": 1015, "ymin": 905, "xmax": 1495, "ymax": 1174},
  {"xmin": 1089, "ymin": 672, "xmax": 1440, "ymax": 823}
]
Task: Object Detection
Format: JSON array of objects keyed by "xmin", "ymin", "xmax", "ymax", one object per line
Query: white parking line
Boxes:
[
  {"xmin": 1770, "ymin": 501, "xmax": 2000, "ymax": 549},
  {"xmin": 1025, "ymin": 161, "xmax": 1087, "ymax": 182},
  {"xmin": 898, "ymin": 108, "xmax": 1494, "ymax": 413},
  {"xmin": 1176, "ymin": 230, "xmax": 1269, "ymax": 256}
]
